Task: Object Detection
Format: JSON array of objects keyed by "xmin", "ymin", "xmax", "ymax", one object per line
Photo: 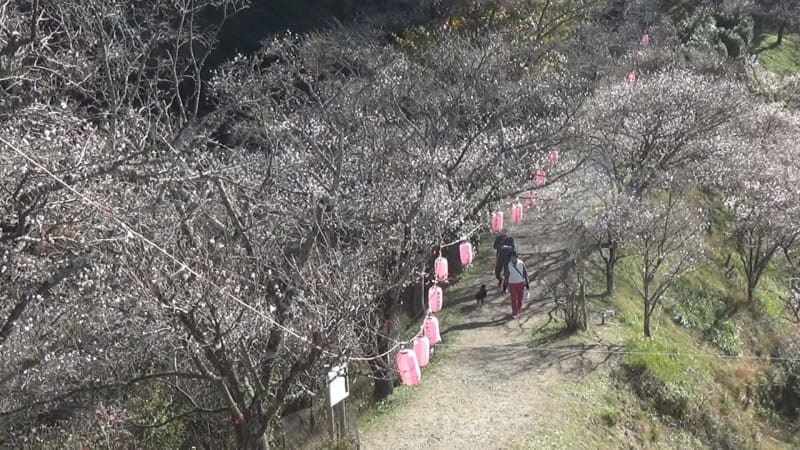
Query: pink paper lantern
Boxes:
[
  {"xmin": 395, "ymin": 349, "xmax": 421, "ymax": 385},
  {"xmin": 535, "ymin": 169, "xmax": 547, "ymax": 187},
  {"xmin": 641, "ymin": 34, "xmax": 650, "ymax": 46},
  {"xmin": 428, "ymin": 285, "xmax": 443, "ymax": 313},
  {"xmin": 434, "ymin": 256, "xmax": 448, "ymax": 282},
  {"xmin": 412, "ymin": 335, "xmax": 430, "ymax": 367},
  {"xmin": 524, "ymin": 190, "xmax": 537, "ymax": 207},
  {"xmin": 459, "ymin": 241, "xmax": 474, "ymax": 265},
  {"xmin": 549, "ymin": 150, "xmax": 559, "ymax": 167},
  {"xmin": 626, "ymin": 72, "xmax": 636, "ymax": 83},
  {"xmin": 490, "ymin": 211, "xmax": 504, "ymax": 233},
  {"xmin": 511, "ymin": 202, "xmax": 524, "ymax": 224},
  {"xmin": 424, "ymin": 316, "xmax": 441, "ymax": 345}
]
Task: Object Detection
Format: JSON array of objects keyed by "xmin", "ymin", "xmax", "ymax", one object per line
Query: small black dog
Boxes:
[{"xmin": 475, "ymin": 284, "xmax": 487, "ymax": 307}]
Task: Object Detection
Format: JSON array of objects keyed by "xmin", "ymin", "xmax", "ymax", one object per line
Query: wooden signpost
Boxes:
[{"xmin": 326, "ymin": 363, "xmax": 350, "ymax": 441}]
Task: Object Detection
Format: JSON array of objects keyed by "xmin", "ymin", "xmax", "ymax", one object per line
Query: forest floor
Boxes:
[{"xmin": 356, "ymin": 202, "xmax": 704, "ymax": 449}]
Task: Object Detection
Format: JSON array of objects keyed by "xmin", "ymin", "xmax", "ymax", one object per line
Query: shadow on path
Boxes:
[
  {"xmin": 441, "ymin": 314, "xmax": 513, "ymax": 336},
  {"xmin": 462, "ymin": 341, "xmax": 622, "ymax": 379}
]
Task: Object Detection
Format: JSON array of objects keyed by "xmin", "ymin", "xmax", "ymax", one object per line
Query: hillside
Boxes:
[
  {"xmin": 352, "ymin": 19, "xmax": 800, "ymax": 450},
  {"xmin": 355, "ymin": 188, "xmax": 709, "ymax": 449},
  {"xmin": 352, "ymin": 190, "xmax": 800, "ymax": 449}
]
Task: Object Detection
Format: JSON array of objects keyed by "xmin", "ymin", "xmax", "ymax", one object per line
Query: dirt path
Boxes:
[{"xmin": 358, "ymin": 206, "xmax": 613, "ymax": 450}]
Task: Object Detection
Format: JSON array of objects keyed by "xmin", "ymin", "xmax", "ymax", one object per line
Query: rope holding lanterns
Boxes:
[
  {"xmin": 386, "ymin": 222, "xmax": 485, "ymax": 382},
  {"xmin": 384, "ymin": 173, "xmax": 561, "ymax": 381}
]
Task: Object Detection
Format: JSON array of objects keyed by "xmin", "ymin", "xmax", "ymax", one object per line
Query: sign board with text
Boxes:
[{"xmin": 327, "ymin": 364, "xmax": 349, "ymax": 407}]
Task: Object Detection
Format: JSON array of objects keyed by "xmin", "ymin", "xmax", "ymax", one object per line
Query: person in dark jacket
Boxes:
[{"xmin": 493, "ymin": 229, "xmax": 515, "ymax": 292}]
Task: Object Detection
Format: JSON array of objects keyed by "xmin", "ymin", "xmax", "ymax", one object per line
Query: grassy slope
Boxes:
[
  {"xmin": 515, "ymin": 308, "xmax": 706, "ymax": 449},
  {"xmin": 608, "ymin": 254, "xmax": 794, "ymax": 448},
  {"xmin": 510, "ymin": 241, "xmax": 796, "ymax": 448},
  {"xmin": 532, "ymin": 26, "xmax": 800, "ymax": 450},
  {"xmin": 755, "ymin": 33, "xmax": 800, "ymax": 76},
  {"xmin": 504, "ymin": 185, "xmax": 799, "ymax": 449}
]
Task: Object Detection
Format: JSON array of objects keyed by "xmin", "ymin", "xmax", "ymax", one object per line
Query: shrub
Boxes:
[
  {"xmin": 669, "ymin": 284, "xmax": 742, "ymax": 356},
  {"xmin": 759, "ymin": 337, "xmax": 800, "ymax": 419},
  {"xmin": 729, "ymin": 362, "xmax": 758, "ymax": 406},
  {"xmin": 671, "ymin": 284, "xmax": 720, "ymax": 331},
  {"xmin": 679, "ymin": 6, "xmax": 754, "ymax": 58},
  {"xmin": 599, "ymin": 407, "xmax": 622, "ymax": 427},
  {"xmin": 709, "ymin": 320, "xmax": 741, "ymax": 356},
  {"xmin": 699, "ymin": 410, "xmax": 754, "ymax": 450}
]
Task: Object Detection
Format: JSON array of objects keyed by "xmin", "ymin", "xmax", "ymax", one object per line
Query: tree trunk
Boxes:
[
  {"xmin": 371, "ymin": 311, "xmax": 394, "ymax": 400},
  {"xmin": 605, "ymin": 243, "xmax": 617, "ymax": 297},
  {"xmin": 746, "ymin": 280, "xmax": 756, "ymax": 306},
  {"xmin": 777, "ymin": 22, "xmax": 786, "ymax": 47},
  {"xmin": 579, "ymin": 282, "xmax": 587, "ymax": 331},
  {"xmin": 238, "ymin": 422, "xmax": 270, "ymax": 450},
  {"xmin": 643, "ymin": 284, "xmax": 652, "ymax": 338},
  {"xmin": 248, "ymin": 435, "xmax": 269, "ymax": 450},
  {"xmin": 370, "ymin": 357, "xmax": 393, "ymax": 400}
]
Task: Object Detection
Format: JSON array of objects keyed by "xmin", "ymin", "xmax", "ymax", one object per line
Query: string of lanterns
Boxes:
[
  {"xmin": 370, "ymin": 30, "xmax": 641, "ymax": 376},
  {"xmin": 395, "ymin": 150, "xmax": 559, "ymax": 385},
  {"xmin": 404, "ymin": 34, "xmax": 650, "ymax": 377},
  {"xmin": 5, "ymin": 134, "xmax": 561, "ymax": 379},
  {"xmin": 395, "ymin": 33, "xmax": 650, "ymax": 385}
]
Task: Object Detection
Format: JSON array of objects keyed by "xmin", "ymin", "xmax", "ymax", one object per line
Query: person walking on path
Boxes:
[
  {"xmin": 493, "ymin": 230, "xmax": 516, "ymax": 292},
  {"xmin": 504, "ymin": 252, "xmax": 530, "ymax": 318}
]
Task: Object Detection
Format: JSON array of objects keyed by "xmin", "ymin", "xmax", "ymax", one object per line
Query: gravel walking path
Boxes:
[{"xmin": 358, "ymin": 207, "xmax": 607, "ymax": 450}]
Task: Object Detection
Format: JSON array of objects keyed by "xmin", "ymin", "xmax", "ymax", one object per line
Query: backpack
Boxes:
[{"xmin": 498, "ymin": 245, "xmax": 515, "ymax": 264}]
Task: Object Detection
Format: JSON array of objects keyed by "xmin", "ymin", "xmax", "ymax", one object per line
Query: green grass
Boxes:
[
  {"xmin": 514, "ymin": 375, "xmax": 705, "ymax": 449},
  {"xmin": 755, "ymin": 33, "xmax": 800, "ymax": 76},
  {"xmin": 609, "ymin": 265, "xmax": 761, "ymax": 446},
  {"xmin": 758, "ymin": 264, "xmax": 790, "ymax": 320},
  {"xmin": 624, "ymin": 336, "xmax": 692, "ymax": 385},
  {"xmin": 596, "ymin": 205, "xmax": 800, "ymax": 448},
  {"xmin": 356, "ymin": 384, "xmax": 416, "ymax": 431},
  {"xmin": 598, "ymin": 405, "xmax": 622, "ymax": 427}
]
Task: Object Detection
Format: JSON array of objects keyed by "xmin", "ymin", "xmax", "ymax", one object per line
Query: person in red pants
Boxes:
[{"xmin": 504, "ymin": 252, "xmax": 530, "ymax": 318}]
